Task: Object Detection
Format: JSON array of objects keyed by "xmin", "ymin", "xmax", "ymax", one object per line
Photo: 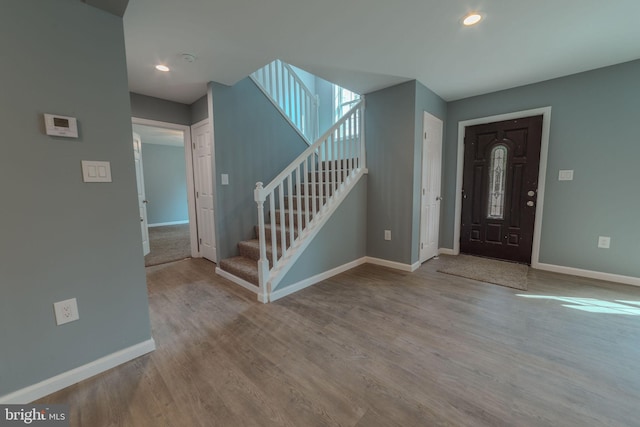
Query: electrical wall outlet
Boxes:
[
  {"xmin": 54, "ymin": 298, "xmax": 79, "ymax": 325},
  {"xmin": 384, "ymin": 230, "xmax": 391, "ymax": 241},
  {"xmin": 597, "ymin": 236, "xmax": 611, "ymax": 249}
]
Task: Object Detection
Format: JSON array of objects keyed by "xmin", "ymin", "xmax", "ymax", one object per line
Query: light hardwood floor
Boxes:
[{"xmin": 38, "ymin": 257, "xmax": 640, "ymax": 426}]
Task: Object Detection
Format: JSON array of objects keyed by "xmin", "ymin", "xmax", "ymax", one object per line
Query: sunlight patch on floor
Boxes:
[{"xmin": 516, "ymin": 295, "xmax": 640, "ymax": 315}]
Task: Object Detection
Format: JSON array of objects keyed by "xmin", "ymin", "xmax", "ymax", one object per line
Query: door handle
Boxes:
[
  {"xmin": 140, "ymin": 218, "xmax": 144, "ymax": 222},
  {"xmin": 143, "ymin": 200, "xmax": 149, "ymax": 204},
  {"xmin": 436, "ymin": 196, "xmax": 443, "ymax": 201}
]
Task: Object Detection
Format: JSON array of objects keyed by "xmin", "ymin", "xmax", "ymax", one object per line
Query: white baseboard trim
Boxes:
[
  {"xmin": 148, "ymin": 220, "xmax": 189, "ymax": 228},
  {"xmin": 0, "ymin": 339, "xmax": 156, "ymax": 404},
  {"xmin": 270, "ymin": 257, "xmax": 367, "ymax": 302},
  {"xmin": 215, "ymin": 267, "xmax": 259, "ymax": 295},
  {"xmin": 365, "ymin": 257, "xmax": 421, "ymax": 272},
  {"xmin": 534, "ymin": 262, "xmax": 640, "ymax": 287},
  {"xmin": 438, "ymin": 248, "xmax": 456, "ymax": 256}
]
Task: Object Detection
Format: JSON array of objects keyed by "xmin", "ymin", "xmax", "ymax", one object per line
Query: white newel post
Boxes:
[{"xmin": 254, "ymin": 182, "xmax": 269, "ymax": 303}]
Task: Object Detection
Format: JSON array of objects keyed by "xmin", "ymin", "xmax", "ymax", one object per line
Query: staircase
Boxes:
[
  {"xmin": 219, "ymin": 171, "xmax": 335, "ymax": 286},
  {"xmin": 218, "ymin": 60, "xmax": 366, "ymax": 302}
]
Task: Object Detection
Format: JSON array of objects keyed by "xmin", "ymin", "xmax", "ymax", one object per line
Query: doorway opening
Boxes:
[
  {"xmin": 453, "ymin": 107, "xmax": 551, "ymax": 267},
  {"xmin": 132, "ymin": 118, "xmax": 199, "ymax": 266},
  {"xmin": 132, "ymin": 121, "xmax": 192, "ymax": 265}
]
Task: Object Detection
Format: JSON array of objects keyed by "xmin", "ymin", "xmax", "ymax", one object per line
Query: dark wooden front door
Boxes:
[{"xmin": 460, "ymin": 115, "xmax": 543, "ymax": 264}]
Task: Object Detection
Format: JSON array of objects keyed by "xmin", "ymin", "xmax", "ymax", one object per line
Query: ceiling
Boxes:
[{"xmin": 121, "ymin": 0, "xmax": 640, "ymax": 105}]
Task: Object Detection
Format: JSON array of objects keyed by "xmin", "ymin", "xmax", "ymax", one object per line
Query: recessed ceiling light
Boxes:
[
  {"xmin": 463, "ymin": 13, "xmax": 482, "ymax": 26},
  {"xmin": 155, "ymin": 64, "xmax": 170, "ymax": 72}
]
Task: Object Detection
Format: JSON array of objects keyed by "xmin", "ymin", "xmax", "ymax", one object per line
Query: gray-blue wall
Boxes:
[
  {"xmin": 365, "ymin": 80, "xmax": 447, "ymax": 265},
  {"xmin": 0, "ymin": 0, "xmax": 152, "ymax": 397},
  {"xmin": 130, "ymin": 92, "xmax": 191, "ymax": 125},
  {"xmin": 141, "ymin": 143, "xmax": 189, "ymax": 225},
  {"xmin": 130, "ymin": 92, "xmax": 208, "ymax": 126},
  {"xmin": 190, "ymin": 95, "xmax": 209, "ymax": 124},
  {"xmin": 365, "ymin": 82, "xmax": 416, "ymax": 264},
  {"xmin": 444, "ymin": 60, "xmax": 640, "ymax": 277},
  {"xmin": 210, "ymin": 78, "xmax": 309, "ymax": 260},
  {"xmin": 277, "ymin": 176, "xmax": 368, "ymax": 289}
]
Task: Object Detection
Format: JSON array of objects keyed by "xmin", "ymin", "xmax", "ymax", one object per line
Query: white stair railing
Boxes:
[
  {"xmin": 254, "ymin": 99, "xmax": 365, "ymax": 300},
  {"xmin": 251, "ymin": 59, "xmax": 318, "ymax": 143}
]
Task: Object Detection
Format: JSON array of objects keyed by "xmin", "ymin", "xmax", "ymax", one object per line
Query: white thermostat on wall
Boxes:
[{"xmin": 44, "ymin": 113, "xmax": 78, "ymax": 138}]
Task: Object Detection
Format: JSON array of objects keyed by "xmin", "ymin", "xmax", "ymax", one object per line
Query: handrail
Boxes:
[
  {"xmin": 251, "ymin": 60, "xmax": 319, "ymax": 143},
  {"xmin": 254, "ymin": 98, "xmax": 365, "ymax": 297}
]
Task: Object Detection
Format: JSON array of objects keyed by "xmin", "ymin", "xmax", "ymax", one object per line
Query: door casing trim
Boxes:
[
  {"xmin": 131, "ymin": 117, "xmax": 199, "ymax": 259},
  {"xmin": 453, "ymin": 107, "xmax": 551, "ymax": 268},
  {"xmin": 419, "ymin": 111, "xmax": 443, "ymax": 263}
]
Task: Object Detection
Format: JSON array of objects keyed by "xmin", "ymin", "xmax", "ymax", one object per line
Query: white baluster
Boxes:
[
  {"xmin": 304, "ymin": 157, "xmax": 310, "ymax": 229},
  {"xmin": 311, "ymin": 153, "xmax": 317, "ymax": 216},
  {"xmin": 324, "ymin": 137, "xmax": 330, "ymax": 206},
  {"xmin": 332, "ymin": 128, "xmax": 338, "ymax": 194},
  {"xmin": 269, "ymin": 191, "xmax": 277, "ymax": 271},
  {"xmin": 278, "ymin": 185, "xmax": 286, "ymax": 263},
  {"xmin": 287, "ymin": 174, "xmax": 294, "ymax": 252},
  {"xmin": 295, "ymin": 165, "xmax": 302, "ymax": 237}
]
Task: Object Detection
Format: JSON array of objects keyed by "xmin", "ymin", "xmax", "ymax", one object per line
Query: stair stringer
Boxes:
[{"xmin": 265, "ymin": 168, "xmax": 367, "ymax": 300}]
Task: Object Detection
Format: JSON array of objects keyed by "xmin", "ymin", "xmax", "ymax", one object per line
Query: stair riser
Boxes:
[
  {"xmin": 273, "ymin": 211, "xmax": 311, "ymax": 227},
  {"xmin": 255, "ymin": 225, "xmax": 295, "ymax": 244},
  {"xmin": 283, "ymin": 196, "xmax": 326, "ymax": 210},
  {"xmin": 296, "ymin": 183, "xmax": 338, "ymax": 196},
  {"xmin": 238, "ymin": 242, "xmax": 281, "ymax": 268},
  {"xmin": 318, "ymin": 160, "xmax": 356, "ymax": 171},
  {"xmin": 219, "ymin": 259, "xmax": 259, "ymax": 286},
  {"xmin": 308, "ymin": 169, "xmax": 352, "ymax": 182}
]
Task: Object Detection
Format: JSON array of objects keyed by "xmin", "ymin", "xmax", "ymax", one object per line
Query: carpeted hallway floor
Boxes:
[{"xmin": 144, "ymin": 224, "xmax": 191, "ymax": 267}]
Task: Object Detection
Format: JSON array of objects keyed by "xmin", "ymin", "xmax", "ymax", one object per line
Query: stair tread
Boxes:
[
  {"xmin": 239, "ymin": 239, "xmax": 282, "ymax": 251},
  {"xmin": 274, "ymin": 209, "xmax": 312, "ymax": 215},
  {"xmin": 259, "ymin": 224, "xmax": 298, "ymax": 237}
]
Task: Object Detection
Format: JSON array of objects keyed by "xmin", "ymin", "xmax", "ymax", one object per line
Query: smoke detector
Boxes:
[{"xmin": 181, "ymin": 53, "xmax": 197, "ymax": 63}]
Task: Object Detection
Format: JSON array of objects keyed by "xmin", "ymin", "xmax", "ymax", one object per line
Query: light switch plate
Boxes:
[
  {"xmin": 82, "ymin": 161, "xmax": 112, "ymax": 182},
  {"xmin": 598, "ymin": 236, "xmax": 611, "ymax": 249},
  {"xmin": 221, "ymin": 174, "xmax": 229, "ymax": 185},
  {"xmin": 558, "ymin": 170, "xmax": 574, "ymax": 181}
]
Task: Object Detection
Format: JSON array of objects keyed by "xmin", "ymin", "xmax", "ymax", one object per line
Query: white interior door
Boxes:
[
  {"xmin": 133, "ymin": 132, "xmax": 150, "ymax": 256},
  {"xmin": 419, "ymin": 112, "xmax": 443, "ymax": 262},
  {"xmin": 192, "ymin": 121, "xmax": 216, "ymax": 262}
]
